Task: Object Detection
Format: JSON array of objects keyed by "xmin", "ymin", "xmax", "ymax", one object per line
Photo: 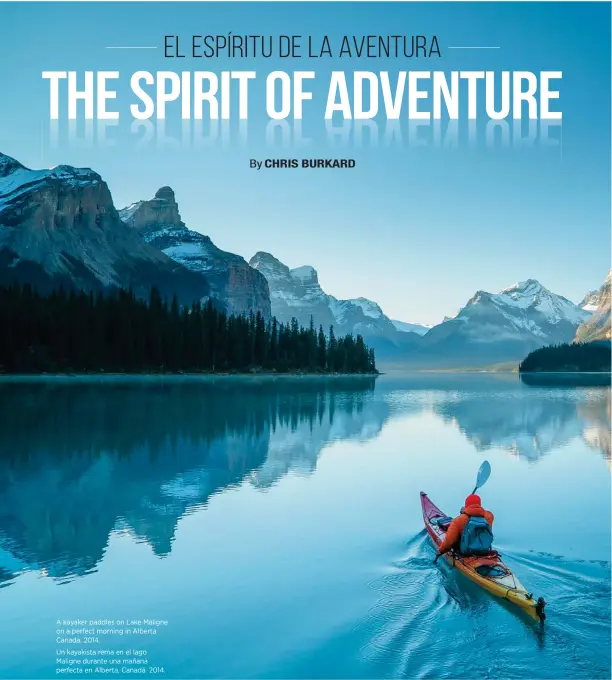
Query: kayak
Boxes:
[{"xmin": 421, "ymin": 491, "xmax": 546, "ymax": 623}]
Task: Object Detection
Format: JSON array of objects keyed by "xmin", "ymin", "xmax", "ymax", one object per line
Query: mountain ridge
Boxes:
[
  {"xmin": 0, "ymin": 152, "xmax": 210, "ymax": 305},
  {"xmin": 119, "ymin": 188, "xmax": 270, "ymax": 318},
  {"xmin": 413, "ymin": 279, "xmax": 590, "ymax": 367},
  {"xmin": 0, "ymin": 150, "xmax": 600, "ymax": 367},
  {"xmin": 249, "ymin": 251, "xmax": 422, "ymax": 357},
  {"xmin": 391, "ymin": 319, "xmax": 431, "ymax": 336}
]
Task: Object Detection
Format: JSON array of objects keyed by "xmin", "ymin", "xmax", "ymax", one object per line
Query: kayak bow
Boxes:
[{"xmin": 421, "ymin": 491, "xmax": 546, "ymax": 623}]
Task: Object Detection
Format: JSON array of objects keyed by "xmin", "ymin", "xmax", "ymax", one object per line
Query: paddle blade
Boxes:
[{"xmin": 474, "ymin": 460, "xmax": 491, "ymax": 492}]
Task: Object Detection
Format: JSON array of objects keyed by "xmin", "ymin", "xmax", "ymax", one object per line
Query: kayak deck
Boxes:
[{"xmin": 421, "ymin": 491, "xmax": 546, "ymax": 623}]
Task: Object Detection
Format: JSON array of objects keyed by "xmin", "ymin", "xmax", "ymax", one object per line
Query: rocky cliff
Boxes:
[
  {"xmin": 0, "ymin": 153, "xmax": 210, "ymax": 305},
  {"xmin": 248, "ymin": 252, "xmax": 335, "ymax": 328},
  {"xmin": 575, "ymin": 271, "xmax": 611, "ymax": 342},
  {"xmin": 249, "ymin": 251, "xmax": 422, "ymax": 357},
  {"xmin": 120, "ymin": 188, "xmax": 270, "ymax": 319}
]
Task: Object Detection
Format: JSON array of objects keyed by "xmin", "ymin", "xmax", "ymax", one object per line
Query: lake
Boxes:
[{"xmin": 0, "ymin": 373, "xmax": 609, "ymax": 679}]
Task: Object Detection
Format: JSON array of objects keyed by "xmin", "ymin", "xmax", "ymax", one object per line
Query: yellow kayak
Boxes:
[{"xmin": 421, "ymin": 491, "xmax": 546, "ymax": 622}]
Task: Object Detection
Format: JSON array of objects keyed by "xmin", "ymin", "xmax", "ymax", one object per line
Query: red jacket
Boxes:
[{"xmin": 438, "ymin": 502, "xmax": 494, "ymax": 555}]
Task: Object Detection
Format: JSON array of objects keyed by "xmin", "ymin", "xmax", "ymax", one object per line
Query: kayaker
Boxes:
[{"xmin": 434, "ymin": 494, "xmax": 494, "ymax": 559}]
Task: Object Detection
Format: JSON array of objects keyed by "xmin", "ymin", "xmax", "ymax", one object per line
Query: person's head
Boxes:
[{"xmin": 464, "ymin": 494, "xmax": 482, "ymax": 508}]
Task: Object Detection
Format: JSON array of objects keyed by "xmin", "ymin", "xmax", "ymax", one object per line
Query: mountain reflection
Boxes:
[
  {"xmin": 432, "ymin": 379, "xmax": 611, "ymax": 463},
  {"xmin": 0, "ymin": 375, "xmax": 608, "ymax": 587},
  {"xmin": 0, "ymin": 377, "xmax": 385, "ymax": 583},
  {"xmin": 578, "ymin": 389, "xmax": 611, "ymax": 467}
]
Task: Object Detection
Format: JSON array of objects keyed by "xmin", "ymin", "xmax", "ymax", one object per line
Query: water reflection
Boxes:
[
  {"xmin": 0, "ymin": 375, "xmax": 609, "ymax": 587},
  {"xmin": 437, "ymin": 384, "xmax": 610, "ymax": 463},
  {"xmin": 433, "ymin": 387, "xmax": 586, "ymax": 461},
  {"xmin": 0, "ymin": 377, "xmax": 384, "ymax": 583},
  {"xmin": 578, "ymin": 391, "xmax": 612, "ymax": 467},
  {"xmin": 381, "ymin": 373, "xmax": 610, "ymax": 464}
]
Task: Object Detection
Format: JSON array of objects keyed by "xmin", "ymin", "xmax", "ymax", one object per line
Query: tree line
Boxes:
[
  {"xmin": 519, "ymin": 341, "xmax": 611, "ymax": 373},
  {"xmin": 0, "ymin": 284, "xmax": 377, "ymax": 374}
]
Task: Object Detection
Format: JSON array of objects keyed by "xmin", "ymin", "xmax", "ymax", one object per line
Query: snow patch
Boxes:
[
  {"xmin": 163, "ymin": 243, "xmax": 205, "ymax": 258},
  {"xmin": 349, "ymin": 297, "xmax": 384, "ymax": 319},
  {"xmin": 118, "ymin": 201, "xmax": 143, "ymax": 222},
  {"xmin": 328, "ymin": 296, "xmax": 351, "ymax": 324},
  {"xmin": 391, "ymin": 319, "xmax": 431, "ymax": 336},
  {"xmin": 0, "ymin": 156, "xmax": 101, "ymax": 213},
  {"xmin": 489, "ymin": 279, "xmax": 588, "ymax": 325}
]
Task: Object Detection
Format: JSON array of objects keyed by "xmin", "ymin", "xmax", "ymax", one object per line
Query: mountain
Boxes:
[
  {"xmin": 120, "ymin": 188, "xmax": 270, "ymax": 318},
  {"xmin": 575, "ymin": 271, "xmax": 611, "ymax": 342},
  {"xmin": 579, "ymin": 274, "xmax": 610, "ymax": 312},
  {"xmin": 391, "ymin": 319, "xmax": 431, "ymax": 336},
  {"xmin": 248, "ymin": 254, "xmax": 333, "ymax": 327},
  {"xmin": 416, "ymin": 279, "xmax": 590, "ymax": 367},
  {"xmin": 0, "ymin": 153, "xmax": 210, "ymax": 305},
  {"xmin": 249, "ymin": 252, "xmax": 422, "ymax": 356}
]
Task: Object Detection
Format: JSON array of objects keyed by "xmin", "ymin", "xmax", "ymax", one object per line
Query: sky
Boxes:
[{"xmin": 0, "ymin": 1, "xmax": 609, "ymax": 325}]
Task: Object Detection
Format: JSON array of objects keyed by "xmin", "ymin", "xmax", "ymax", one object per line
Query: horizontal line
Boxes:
[
  {"xmin": 2, "ymin": 0, "xmax": 607, "ymax": 2},
  {"xmin": 447, "ymin": 46, "xmax": 501, "ymax": 49},
  {"xmin": 105, "ymin": 46, "xmax": 158, "ymax": 50}
]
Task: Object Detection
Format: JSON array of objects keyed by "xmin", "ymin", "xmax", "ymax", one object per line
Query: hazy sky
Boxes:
[{"xmin": 0, "ymin": 2, "xmax": 609, "ymax": 324}]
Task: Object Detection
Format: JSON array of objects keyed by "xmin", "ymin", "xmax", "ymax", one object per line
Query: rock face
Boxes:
[
  {"xmin": 0, "ymin": 153, "xmax": 210, "ymax": 305},
  {"xmin": 575, "ymin": 271, "xmax": 611, "ymax": 342},
  {"xmin": 579, "ymin": 275, "xmax": 609, "ymax": 312},
  {"xmin": 249, "ymin": 251, "xmax": 592, "ymax": 367},
  {"xmin": 120, "ymin": 188, "xmax": 270, "ymax": 319},
  {"xmin": 248, "ymin": 253, "xmax": 335, "ymax": 328},
  {"xmin": 249, "ymin": 251, "xmax": 422, "ymax": 356},
  {"xmin": 417, "ymin": 279, "xmax": 590, "ymax": 366}
]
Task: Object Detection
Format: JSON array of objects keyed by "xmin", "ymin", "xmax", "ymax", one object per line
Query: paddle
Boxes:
[
  {"xmin": 472, "ymin": 460, "xmax": 491, "ymax": 495},
  {"xmin": 433, "ymin": 460, "xmax": 491, "ymax": 563}
]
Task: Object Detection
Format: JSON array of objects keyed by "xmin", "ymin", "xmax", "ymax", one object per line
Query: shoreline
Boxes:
[
  {"xmin": 0, "ymin": 372, "xmax": 381, "ymax": 383},
  {"xmin": 518, "ymin": 370, "xmax": 611, "ymax": 375}
]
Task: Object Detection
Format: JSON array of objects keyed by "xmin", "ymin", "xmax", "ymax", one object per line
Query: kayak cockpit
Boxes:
[{"xmin": 430, "ymin": 515, "xmax": 453, "ymax": 531}]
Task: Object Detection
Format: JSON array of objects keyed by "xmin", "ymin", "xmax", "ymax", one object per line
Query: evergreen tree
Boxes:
[
  {"xmin": 328, "ymin": 325, "xmax": 337, "ymax": 372},
  {"xmin": 0, "ymin": 284, "xmax": 378, "ymax": 375},
  {"xmin": 519, "ymin": 341, "xmax": 611, "ymax": 373},
  {"xmin": 317, "ymin": 325, "xmax": 327, "ymax": 371}
]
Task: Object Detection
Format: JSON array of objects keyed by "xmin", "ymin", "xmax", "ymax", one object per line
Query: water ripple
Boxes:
[{"xmin": 358, "ymin": 536, "xmax": 610, "ymax": 679}]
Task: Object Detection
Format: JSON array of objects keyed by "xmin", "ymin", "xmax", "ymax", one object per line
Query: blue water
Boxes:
[{"xmin": 0, "ymin": 374, "xmax": 609, "ymax": 679}]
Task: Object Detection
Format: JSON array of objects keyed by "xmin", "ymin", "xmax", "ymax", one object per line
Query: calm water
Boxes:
[{"xmin": 0, "ymin": 374, "xmax": 609, "ymax": 679}]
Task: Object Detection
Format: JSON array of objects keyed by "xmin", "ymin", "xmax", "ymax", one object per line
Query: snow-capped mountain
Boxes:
[
  {"xmin": 328, "ymin": 295, "xmax": 401, "ymax": 339},
  {"xmin": 417, "ymin": 279, "xmax": 590, "ymax": 366},
  {"xmin": 0, "ymin": 152, "xmax": 210, "ymax": 304},
  {"xmin": 120, "ymin": 188, "xmax": 270, "ymax": 318},
  {"xmin": 391, "ymin": 319, "xmax": 431, "ymax": 336},
  {"xmin": 575, "ymin": 271, "xmax": 611, "ymax": 342},
  {"xmin": 249, "ymin": 252, "xmax": 422, "ymax": 355}
]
